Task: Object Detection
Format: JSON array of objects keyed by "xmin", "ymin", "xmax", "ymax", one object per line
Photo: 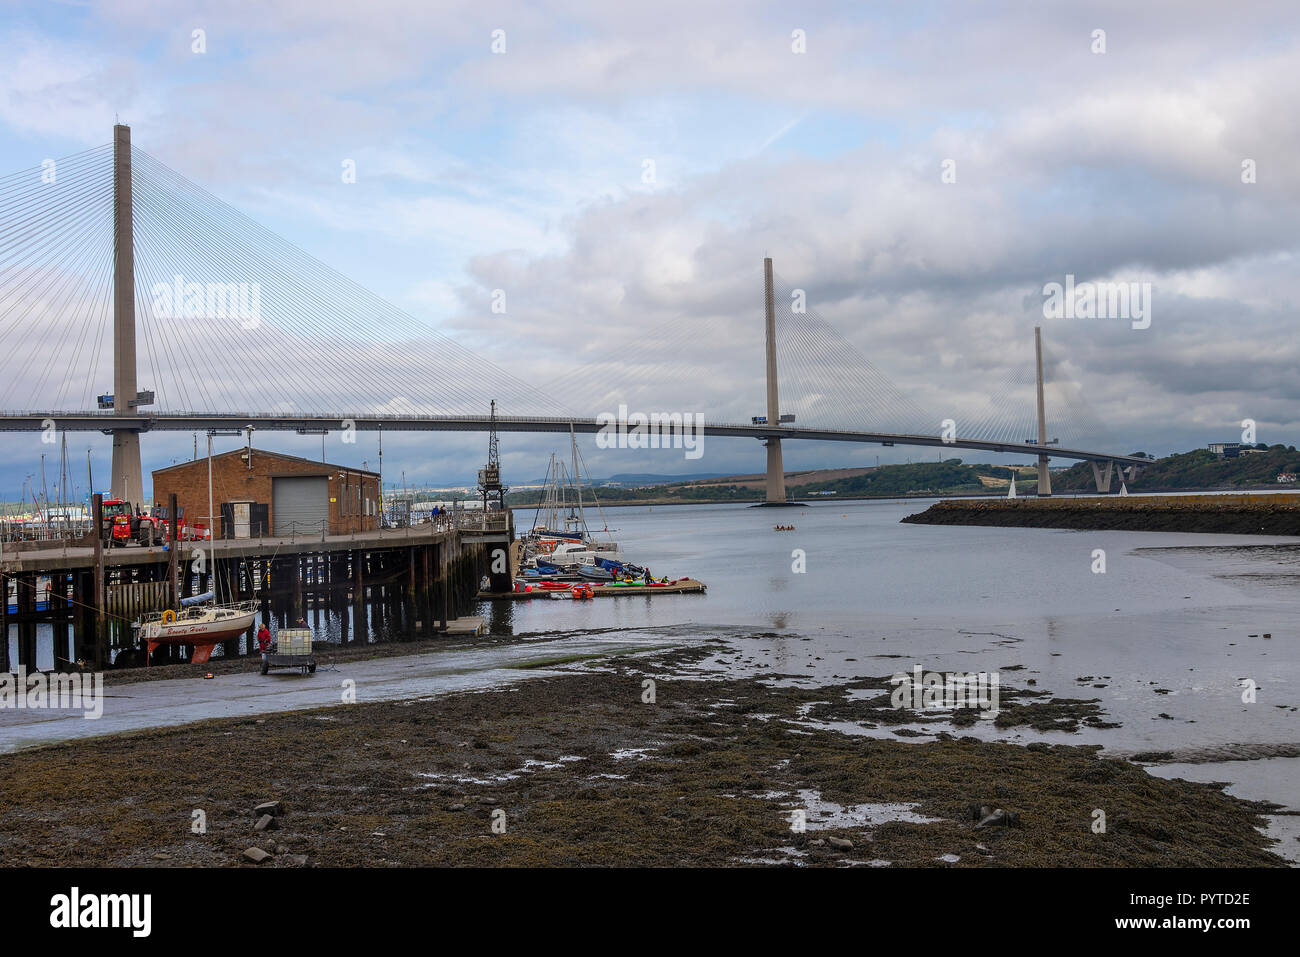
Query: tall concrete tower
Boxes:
[
  {"xmin": 1034, "ymin": 325, "xmax": 1051, "ymax": 497},
  {"xmin": 111, "ymin": 123, "xmax": 144, "ymax": 504},
  {"xmin": 763, "ymin": 257, "xmax": 786, "ymax": 504}
]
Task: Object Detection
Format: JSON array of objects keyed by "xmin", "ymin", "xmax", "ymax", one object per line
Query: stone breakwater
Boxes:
[{"xmin": 900, "ymin": 494, "xmax": 1300, "ymax": 535}]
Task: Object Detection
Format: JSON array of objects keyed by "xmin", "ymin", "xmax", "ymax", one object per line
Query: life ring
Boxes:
[{"xmin": 162, "ymin": 609, "xmax": 177, "ymax": 624}]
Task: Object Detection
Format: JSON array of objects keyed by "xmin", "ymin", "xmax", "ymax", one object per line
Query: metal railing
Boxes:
[{"xmin": 1, "ymin": 518, "xmax": 95, "ymax": 543}]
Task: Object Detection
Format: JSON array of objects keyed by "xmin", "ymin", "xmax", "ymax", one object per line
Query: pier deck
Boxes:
[{"xmin": 0, "ymin": 523, "xmax": 462, "ymax": 574}]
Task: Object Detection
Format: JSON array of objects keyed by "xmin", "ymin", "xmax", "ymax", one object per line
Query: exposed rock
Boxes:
[
  {"xmin": 242, "ymin": 847, "xmax": 272, "ymax": 864},
  {"xmin": 975, "ymin": 808, "xmax": 1020, "ymax": 828},
  {"xmin": 254, "ymin": 814, "xmax": 279, "ymax": 832},
  {"xmin": 253, "ymin": 801, "xmax": 283, "ymax": 817},
  {"xmin": 827, "ymin": 836, "xmax": 853, "ymax": 850}
]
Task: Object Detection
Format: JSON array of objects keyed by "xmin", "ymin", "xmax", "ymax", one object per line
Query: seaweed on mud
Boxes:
[{"xmin": 0, "ymin": 645, "xmax": 1285, "ymax": 868}]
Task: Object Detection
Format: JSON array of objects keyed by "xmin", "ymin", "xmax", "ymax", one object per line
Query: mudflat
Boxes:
[{"xmin": 0, "ymin": 645, "xmax": 1285, "ymax": 867}]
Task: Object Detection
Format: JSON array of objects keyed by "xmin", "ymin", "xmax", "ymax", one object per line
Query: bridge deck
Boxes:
[{"xmin": 0, "ymin": 413, "xmax": 1147, "ymax": 466}]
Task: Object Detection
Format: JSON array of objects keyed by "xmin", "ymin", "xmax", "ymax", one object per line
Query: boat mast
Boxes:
[
  {"xmin": 208, "ymin": 432, "xmax": 222, "ymax": 602},
  {"xmin": 573, "ymin": 440, "xmax": 613, "ymax": 538},
  {"xmin": 58, "ymin": 433, "xmax": 67, "ymax": 536},
  {"xmin": 39, "ymin": 454, "xmax": 50, "ymax": 537},
  {"xmin": 569, "ymin": 423, "xmax": 586, "ymax": 538},
  {"xmin": 529, "ymin": 453, "xmax": 551, "ymax": 535},
  {"xmin": 207, "ymin": 431, "xmax": 214, "ymax": 546}
]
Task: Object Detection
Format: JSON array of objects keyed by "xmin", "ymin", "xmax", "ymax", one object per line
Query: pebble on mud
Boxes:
[{"xmin": 827, "ymin": 837, "xmax": 853, "ymax": 850}]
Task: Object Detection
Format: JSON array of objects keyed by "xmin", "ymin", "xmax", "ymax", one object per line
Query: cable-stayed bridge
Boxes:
[{"xmin": 0, "ymin": 126, "xmax": 1145, "ymax": 505}]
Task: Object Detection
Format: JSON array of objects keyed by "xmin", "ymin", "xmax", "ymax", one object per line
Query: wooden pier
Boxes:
[{"xmin": 1, "ymin": 514, "xmax": 512, "ymax": 671}]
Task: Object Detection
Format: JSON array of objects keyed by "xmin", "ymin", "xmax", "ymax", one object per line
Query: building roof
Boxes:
[{"xmin": 152, "ymin": 448, "xmax": 380, "ymax": 478}]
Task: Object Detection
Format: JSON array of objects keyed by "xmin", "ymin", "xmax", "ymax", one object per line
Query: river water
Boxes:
[
  {"xmin": 5, "ymin": 496, "xmax": 1297, "ymax": 861},
  {"xmin": 486, "ymin": 498, "xmax": 1300, "ymax": 862}
]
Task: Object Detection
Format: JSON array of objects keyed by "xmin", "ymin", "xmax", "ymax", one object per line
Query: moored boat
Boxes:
[{"xmin": 137, "ymin": 592, "xmax": 257, "ymax": 664}]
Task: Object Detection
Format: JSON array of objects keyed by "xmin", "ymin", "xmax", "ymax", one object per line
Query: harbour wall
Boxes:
[{"xmin": 900, "ymin": 494, "xmax": 1300, "ymax": 535}]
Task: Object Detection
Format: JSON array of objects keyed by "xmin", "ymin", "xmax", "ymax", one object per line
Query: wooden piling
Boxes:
[
  {"xmin": 93, "ymin": 493, "xmax": 106, "ymax": 666},
  {"xmin": 0, "ymin": 569, "xmax": 8, "ymax": 672}
]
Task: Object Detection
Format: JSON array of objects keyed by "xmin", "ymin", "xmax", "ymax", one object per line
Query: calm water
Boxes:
[
  {"xmin": 7, "ymin": 497, "xmax": 1297, "ymax": 858},
  {"xmin": 487, "ymin": 499, "xmax": 1300, "ymax": 860}
]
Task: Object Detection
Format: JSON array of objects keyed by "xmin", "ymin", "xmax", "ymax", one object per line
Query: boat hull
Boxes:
[{"xmin": 140, "ymin": 610, "xmax": 257, "ymax": 664}]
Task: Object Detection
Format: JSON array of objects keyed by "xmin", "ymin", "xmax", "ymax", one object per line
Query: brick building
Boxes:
[{"xmin": 152, "ymin": 449, "xmax": 380, "ymax": 539}]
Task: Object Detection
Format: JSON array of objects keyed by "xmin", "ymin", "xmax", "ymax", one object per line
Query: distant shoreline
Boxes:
[
  {"xmin": 514, "ymin": 483, "xmax": 1300, "ymax": 511},
  {"xmin": 901, "ymin": 494, "xmax": 1300, "ymax": 535}
]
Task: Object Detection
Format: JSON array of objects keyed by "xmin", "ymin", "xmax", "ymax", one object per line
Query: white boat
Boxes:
[
  {"xmin": 138, "ymin": 594, "xmax": 257, "ymax": 664},
  {"xmin": 547, "ymin": 539, "xmax": 624, "ymax": 567}
]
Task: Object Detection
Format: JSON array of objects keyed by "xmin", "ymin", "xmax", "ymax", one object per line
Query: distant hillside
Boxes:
[
  {"xmin": 604, "ymin": 472, "xmax": 734, "ymax": 486},
  {"xmin": 792, "ymin": 460, "xmax": 1027, "ymax": 497},
  {"xmin": 1053, "ymin": 445, "xmax": 1300, "ymax": 492},
  {"xmin": 504, "ymin": 459, "xmax": 1030, "ymax": 506},
  {"xmin": 500, "ymin": 447, "xmax": 1300, "ymax": 507}
]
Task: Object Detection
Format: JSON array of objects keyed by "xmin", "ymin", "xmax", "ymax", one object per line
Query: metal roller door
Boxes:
[{"xmin": 272, "ymin": 476, "xmax": 329, "ymax": 535}]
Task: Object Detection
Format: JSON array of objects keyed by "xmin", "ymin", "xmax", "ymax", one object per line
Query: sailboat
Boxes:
[
  {"xmin": 134, "ymin": 432, "xmax": 257, "ymax": 664},
  {"xmin": 522, "ymin": 428, "xmax": 623, "ymax": 574},
  {"xmin": 137, "ymin": 591, "xmax": 257, "ymax": 664}
]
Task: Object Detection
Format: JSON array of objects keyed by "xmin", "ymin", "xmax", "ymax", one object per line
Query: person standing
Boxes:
[{"xmin": 256, "ymin": 624, "xmax": 272, "ymax": 660}]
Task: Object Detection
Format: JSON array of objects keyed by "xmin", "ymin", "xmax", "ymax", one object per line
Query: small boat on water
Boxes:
[
  {"xmin": 577, "ymin": 564, "xmax": 615, "ymax": 582},
  {"xmin": 137, "ymin": 591, "xmax": 257, "ymax": 664}
]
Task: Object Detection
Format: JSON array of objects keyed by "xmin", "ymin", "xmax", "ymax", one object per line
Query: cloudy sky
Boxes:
[{"xmin": 1, "ymin": 0, "xmax": 1297, "ymax": 500}]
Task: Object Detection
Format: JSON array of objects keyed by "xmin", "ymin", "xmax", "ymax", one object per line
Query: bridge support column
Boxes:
[
  {"xmin": 765, "ymin": 439, "xmax": 786, "ymax": 504},
  {"xmin": 1090, "ymin": 460, "xmax": 1114, "ymax": 493},
  {"xmin": 1034, "ymin": 326, "xmax": 1051, "ymax": 497},
  {"xmin": 111, "ymin": 123, "xmax": 144, "ymax": 505},
  {"xmin": 762, "ymin": 257, "xmax": 788, "ymax": 505}
]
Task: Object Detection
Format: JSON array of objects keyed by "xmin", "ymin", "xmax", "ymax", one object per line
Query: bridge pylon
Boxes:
[
  {"xmin": 758, "ymin": 258, "xmax": 798, "ymax": 507},
  {"xmin": 110, "ymin": 123, "xmax": 144, "ymax": 506},
  {"xmin": 1034, "ymin": 325, "xmax": 1052, "ymax": 497}
]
